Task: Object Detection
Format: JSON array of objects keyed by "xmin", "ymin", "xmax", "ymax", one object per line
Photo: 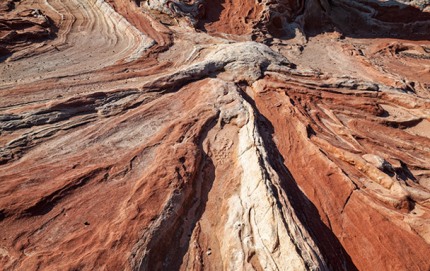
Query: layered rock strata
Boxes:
[{"xmin": 0, "ymin": 0, "xmax": 430, "ymax": 270}]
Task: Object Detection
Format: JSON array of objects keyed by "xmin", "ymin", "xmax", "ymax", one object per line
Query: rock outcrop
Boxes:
[{"xmin": 0, "ymin": 0, "xmax": 429, "ymax": 270}]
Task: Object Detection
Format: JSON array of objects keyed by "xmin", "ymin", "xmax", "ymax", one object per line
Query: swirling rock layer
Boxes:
[{"xmin": 0, "ymin": 0, "xmax": 430, "ymax": 270}]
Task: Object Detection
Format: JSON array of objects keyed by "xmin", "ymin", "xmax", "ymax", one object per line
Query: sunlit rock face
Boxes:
[{"xmin": 0, "ymin": 0, "xmax": 430, "ymax": 270}]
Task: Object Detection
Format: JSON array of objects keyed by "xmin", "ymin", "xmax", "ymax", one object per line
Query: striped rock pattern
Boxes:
[{"xmin": 1, "ymin": 0, "xmax": 430, "ymax": 270}]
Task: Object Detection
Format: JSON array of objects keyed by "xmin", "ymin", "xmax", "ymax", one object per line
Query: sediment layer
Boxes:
[{"xmin": 1, "ymin": 0, "xmax": 430, "ymax": 270}]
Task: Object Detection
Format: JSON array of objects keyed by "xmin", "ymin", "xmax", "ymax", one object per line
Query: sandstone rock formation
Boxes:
[{"xmin": 0, "ymin": 0, "xmax": 430, "ymax": 270}]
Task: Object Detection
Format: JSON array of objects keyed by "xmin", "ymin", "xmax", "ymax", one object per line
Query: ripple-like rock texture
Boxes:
[{"xmin": 1, "ymin": 0, "xmax": 430, "ymax": 270}]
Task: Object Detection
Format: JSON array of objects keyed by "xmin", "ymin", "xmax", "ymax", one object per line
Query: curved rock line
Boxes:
[
  {"xmin": 1, "ymin": 0, "xmax": 152, "ymax": 89},
  {"xmin": 0, "ymin": 0, "xmax": 430, "ymax": 270}
]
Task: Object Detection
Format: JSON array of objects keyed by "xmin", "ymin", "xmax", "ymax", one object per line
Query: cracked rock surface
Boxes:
[{"xmin": 0, "ymin": 0, "xmax": 430, "ymax": 270}]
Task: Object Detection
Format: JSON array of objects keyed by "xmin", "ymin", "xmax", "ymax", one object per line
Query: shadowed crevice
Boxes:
[
  {"xmin": 238, "ymin": 87, "xmax": 359, "ymax": 271},
  {"xmin": 137, "ymin": 116, "xmax": 218, "ymax": 271}
]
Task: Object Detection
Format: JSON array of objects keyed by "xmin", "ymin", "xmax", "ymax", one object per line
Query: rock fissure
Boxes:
[{"xmin": 1, "ymin": 0, "xmax": 430, "ymax": 270}]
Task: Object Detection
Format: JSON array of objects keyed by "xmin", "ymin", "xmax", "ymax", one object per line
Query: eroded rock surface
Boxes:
[{"xmin": 0, "ymin": 0, "xmax": 429, "ymax": 270}]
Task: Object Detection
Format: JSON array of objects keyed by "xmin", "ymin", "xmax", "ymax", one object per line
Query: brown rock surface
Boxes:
[{"xmin": 0, "ymin": 0, "xmax": 430, "ymax": 270}]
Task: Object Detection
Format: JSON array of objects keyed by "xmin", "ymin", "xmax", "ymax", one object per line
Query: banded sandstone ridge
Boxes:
[{"xmin": 1, "ymin": 0, "xmax": 430, "ymax": 270}]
